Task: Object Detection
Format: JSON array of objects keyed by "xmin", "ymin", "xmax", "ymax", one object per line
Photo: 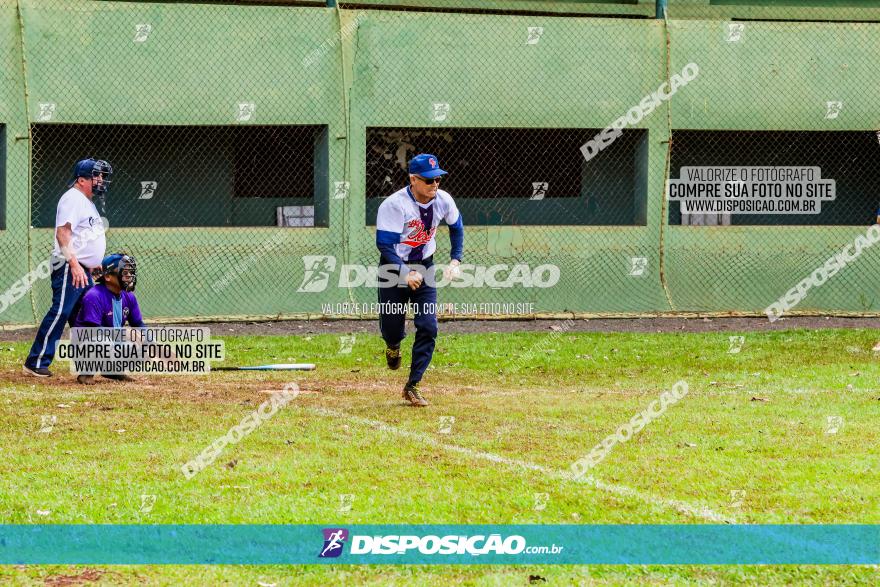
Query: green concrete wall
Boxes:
[{"xmin": 2, "ymin": 0, "xmax": 880, "ymax": 324}]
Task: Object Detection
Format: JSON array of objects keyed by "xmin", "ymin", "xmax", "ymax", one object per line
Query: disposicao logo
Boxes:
[
  {"xmin": 319, "ymin": 528, "xmax": 349, "ymax": 558},
  {"xmin": 350, "ymin": 534, "xmax": 529, "ymax": 555},
  {"xmin": 318, "ymin": 531, "xmax": 563, "ymax": 558}
]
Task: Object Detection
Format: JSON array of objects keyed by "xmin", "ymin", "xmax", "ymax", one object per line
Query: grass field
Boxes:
[{"xmin": 1, "ymin": 325, "xmax": 878, "ymax": 585}]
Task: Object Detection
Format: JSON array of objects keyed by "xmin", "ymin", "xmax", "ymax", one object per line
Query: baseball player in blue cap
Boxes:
[
  {"xmin": 376, "ymin": 153, "xmax": 464, "ymax": 406},
  {"xmin": 73, "ymin": 253, "xmax": 143, "ymax": 384},
  {"xmin": 23, "ymin": 158, "xmax": 112, "ymax": 377}
]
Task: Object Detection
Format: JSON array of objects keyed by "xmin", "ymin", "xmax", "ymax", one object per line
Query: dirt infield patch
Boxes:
[
  {"xmin": 44, "ymin": 569, "xmax": 110, "ymax": 586},
  {"xmin": 3, "ymin": 316, "xmax": 879, "ymax": 343}
]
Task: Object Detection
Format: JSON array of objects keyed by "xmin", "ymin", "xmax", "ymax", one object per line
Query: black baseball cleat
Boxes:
[
  {"xmin": 77, "ymin": 374, "xmax": 96, "ymax": 385},
  {"xmin": 23, "ymin": 365, "xmax": 52, "ymax": 378},
  {"xmin": 385, "ymin": 346, "xmax": 401, "ymax": 370},
  {"xmin": 402, "ymin": 381, "xmax": 429, "ymax": 407}
]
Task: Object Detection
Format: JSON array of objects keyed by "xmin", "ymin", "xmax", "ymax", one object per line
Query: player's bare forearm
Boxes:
[
  {"xmin": 56, "ymin": 223, "xmax": 88, "ymax": 286},
  {"xmin": 56, "ymin": 225, "xmax": 77, "ymax": 263}
]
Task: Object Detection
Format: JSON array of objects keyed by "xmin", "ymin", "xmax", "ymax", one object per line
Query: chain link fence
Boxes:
[
  {"xmin": 663, "ymin": 11, "xmax": 880, "ymax": 313},
  {"xmin": 2, "ymin": 0, "xmax": 880, "ymax": 325}
]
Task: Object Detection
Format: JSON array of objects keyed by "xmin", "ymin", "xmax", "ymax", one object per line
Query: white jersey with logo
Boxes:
[
  {"xmin": 51, "ymin": 187, "xmax": 106, "ymax": 269},
  {"xmin": 376, "ymin": 187, "xmax": 460, "ymax": 262}
]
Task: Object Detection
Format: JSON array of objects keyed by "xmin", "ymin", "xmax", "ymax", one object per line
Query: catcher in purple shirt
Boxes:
[{"xmin": 73, "ymin": 253, "xmax": 143, "ymax": 384}]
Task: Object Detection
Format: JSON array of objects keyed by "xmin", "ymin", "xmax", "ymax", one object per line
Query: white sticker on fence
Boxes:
[
  {"xmin": 526, "ymin": 27, "xmax": 544, "ymax": 45},
  {"xmin": 726, "ymin": 23, "xmax": 744, "ymax": 43},
  {"xmin": 37, "ymin": 103, "xmax": 56, "ymax": 122},
  {"xmin": 134, "ymin": 24, "xmax": 153, "ymax": 43},
  {"xmin": 236, "ymin": 102, "xmax": 256, "ymax": 122},
  {"xmin": 629, "ymin": 256, "xmax": 648, "ymax": 277},
  {"xmin": 530, "ymin": 182, "xmax": 548, "ymax": 201},
  {"xmin": 139, "ymin": 181, "xmax": 157, "ymax": 200},
  {"xmin": 334, "ymin": 181, "xmax": 350, "ymax": 200},
  {"xmin": 431, "ymin": 102, "xmax": 450, "ymax": 122},
  {"xmin": 824, "ymin": 101, "xmax": 843, "ymax": 120}
]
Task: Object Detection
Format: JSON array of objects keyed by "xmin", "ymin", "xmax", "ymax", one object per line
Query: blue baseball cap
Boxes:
[
  {"xmin": 408, "ymin": 153, "xmax": 447, "ymax": 179},
  {"xmin": 68, "ymin": 158, "xmax": 98, "ymax": 187},
  {"xmin": 101, "ymin": 253, "xmax": 125, "ymax": 273}
]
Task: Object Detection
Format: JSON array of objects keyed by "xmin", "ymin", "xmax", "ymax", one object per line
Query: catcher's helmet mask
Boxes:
[
  {"xmin": 69, "ymin": 158, "xmax": 113, "ymax": 213},
  {"xmin": 98, "ymin": 253, "xmax": 137, "ymax": 292}
]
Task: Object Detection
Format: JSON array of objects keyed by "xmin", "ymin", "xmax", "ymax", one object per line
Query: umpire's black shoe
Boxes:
[
  {"xmin": 402, "ymin": 381, "xmax": 429, "ymax": 407},
  {"xmin": 23, "ymin": 365, "xmax": 52, "ymax": 378},
  {"xmin": 385, "ymin": 346, "xmax": 401, "ymax": 370}
]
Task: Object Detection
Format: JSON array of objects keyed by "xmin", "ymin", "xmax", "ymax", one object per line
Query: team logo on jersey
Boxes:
[
  {"xmin": 402, "ymin": 219, "xmax": 436, "ymax": 247},
  {"xmin": 319, "ymin": 528, "xmax": 349, "ymax": 558},
  {"xmin": 123, "ymin": 307, "xmax": 130, "ymax": 319}
]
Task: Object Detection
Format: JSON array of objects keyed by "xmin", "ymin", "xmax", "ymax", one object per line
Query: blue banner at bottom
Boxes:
[{"xmin": 0, "ymin": 525, "xmax": 876, "ymax": 565}]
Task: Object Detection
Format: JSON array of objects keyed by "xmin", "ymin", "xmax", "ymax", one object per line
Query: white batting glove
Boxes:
[{"xmin": 443, "ymin": 259, "xmax": 461, "ymax": 281}]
